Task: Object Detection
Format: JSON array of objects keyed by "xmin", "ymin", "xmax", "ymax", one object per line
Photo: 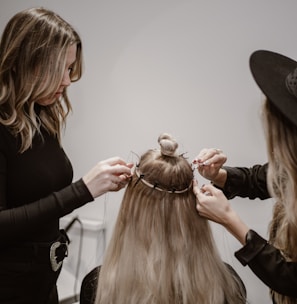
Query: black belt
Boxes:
[{"xmin": 0, "ymin": 230, "xmax": 69, "ymax": 272}]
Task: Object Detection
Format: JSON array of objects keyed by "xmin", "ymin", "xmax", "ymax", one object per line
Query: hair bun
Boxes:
[{"xmin": 158, "ymin": 133, "xmax": 178, "ymax": 157}]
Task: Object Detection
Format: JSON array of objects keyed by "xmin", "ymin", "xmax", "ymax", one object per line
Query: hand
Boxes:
[
  {"xmin": 192, "ymin": 180, "xmax": 249, "ymax": 245},
  {"xmin": 193, "ymin": 180, "xmax": 231, "ymax": 225},
  {"xmin": 83, "ymin": 157, "xmax": 133, "ymax": 198},
  {"xmin": 192, "ymin": 148, "xmax": 227, "ymax": 187}
]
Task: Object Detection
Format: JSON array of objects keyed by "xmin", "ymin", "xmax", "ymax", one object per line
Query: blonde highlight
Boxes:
[
  {"xmin": 0, "ymin": 7, "xmax": 83, "ymax": 152},
  {"xmin": 95, "ymin": 134, "xmax": 246, "ymax": 304},
  {"xmin": 263, "ymin": 99, "xmax": 297, "ymax": 303}
]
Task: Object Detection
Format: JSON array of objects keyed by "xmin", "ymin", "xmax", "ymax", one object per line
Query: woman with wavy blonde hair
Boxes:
[
  {"xmin": 0, "ymin": 7, "xmax": 83, "ymax": 151},
  {"xmin": 0, "ymin": 7, "xmax": 132, "ymax": 304},
  {"xmin": 80, "ymin": 133, "xmax": 246, "ymax": 304}
]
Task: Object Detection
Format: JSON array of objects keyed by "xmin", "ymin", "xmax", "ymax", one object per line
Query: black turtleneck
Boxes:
[{"xmin": 0, "ymin": 121, "xmax": 93, "ymax": 243}]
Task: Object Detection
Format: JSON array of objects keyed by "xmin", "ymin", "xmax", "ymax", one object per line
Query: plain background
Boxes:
[{"xmin": 1, "ymin": 1, "xmax": 297, "ymax": 303}]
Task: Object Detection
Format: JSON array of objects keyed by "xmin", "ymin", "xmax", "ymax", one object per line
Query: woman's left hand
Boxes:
[
  {"xmin": 192, "ymin": 180, "xmax": 249, "ymax": 245},
  {"xmin": 193, "ymin": 180, "xmax": 232, "ymax": 225}
]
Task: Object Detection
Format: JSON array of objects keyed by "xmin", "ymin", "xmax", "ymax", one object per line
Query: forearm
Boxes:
[
  {"xmin": 222, "ymin": 210, "xmax": 249, "ymax": 245},
  {"xmin": 0, "ymin": 179, "xmax": 93, "ymax": 240}
]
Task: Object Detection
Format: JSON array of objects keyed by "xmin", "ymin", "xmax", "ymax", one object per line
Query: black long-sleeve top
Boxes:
[
  {"xmin": 223, "ymin": 164, "xmax": 297, "ymax": 299},
  {"xmin": 223, "ymin": 164, "xmax": 269, "ymax": 200},
  {"xmin": 0, "ymin": 121, "xmax": 93, "ymax": 243}
]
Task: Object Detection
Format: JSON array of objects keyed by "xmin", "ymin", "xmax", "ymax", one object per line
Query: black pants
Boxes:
[
  {"xmin": 0, "ymin": 259, "xmax": 61, "ymax": 304},
  {"xmin": 0, "ymin": 231, "xmax": 68, "ymax": 304}
]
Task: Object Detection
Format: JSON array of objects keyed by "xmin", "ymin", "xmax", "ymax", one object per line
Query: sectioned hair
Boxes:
[{"xmin": 95, "ymin": 133, "xmax": 246, "ymax": 304}]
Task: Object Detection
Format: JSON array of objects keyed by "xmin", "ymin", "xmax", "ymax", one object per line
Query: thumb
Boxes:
[{"xmin": 192, "ymin": 179, "xmax": 200, "ymax": 194}]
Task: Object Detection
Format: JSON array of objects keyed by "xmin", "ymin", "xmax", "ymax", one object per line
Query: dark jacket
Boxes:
[
  {"xmin": 223, "ymin": 164, "xmax": 269, "ymax": 200},
  {"xmin": 224, "ymin": 164, "xmax": 297, "ymax": 301}
]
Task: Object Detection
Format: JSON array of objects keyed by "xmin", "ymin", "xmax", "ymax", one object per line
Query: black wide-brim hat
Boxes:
[{"xmin": 250, "ymin": 50, "xmax": 297, "ymax": 127}]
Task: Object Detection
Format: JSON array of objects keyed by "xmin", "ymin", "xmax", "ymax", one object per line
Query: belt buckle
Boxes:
[{"xmin": 50, "ymin": 241, "xmax": 68, "ymax": 272}]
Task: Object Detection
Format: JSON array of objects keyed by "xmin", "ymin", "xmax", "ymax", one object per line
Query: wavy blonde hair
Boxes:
[
  {"xmin": 263, "ymin": 100, "xmax": 297, "ymax": 304},
  {"xmin": 0, "ymin": 7, "xmax": 83, "ymax": 152},
  {"xmin": 96, "ymin": 133, "xmax": 246, "ymax": 304}
]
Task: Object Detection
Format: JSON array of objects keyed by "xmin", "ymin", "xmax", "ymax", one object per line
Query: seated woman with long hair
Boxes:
[{"xmin": 80, "ymin": 133, "xmax": 247, "ymax": 304}]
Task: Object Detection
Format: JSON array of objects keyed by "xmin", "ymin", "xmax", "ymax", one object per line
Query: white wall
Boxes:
[{"xmin": 1, "ymin": 1, "xmax": 297, "ymax": 303}]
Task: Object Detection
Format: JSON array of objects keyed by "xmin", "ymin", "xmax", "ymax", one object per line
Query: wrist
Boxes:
[
  {"xmin": 82, "ymin": 176, "xmax": 97, "ymax": 199},
  {"xmin": 224, "ymin": 210, "xmax": 249, "ymax": 245},
  {"xmin": 212, "ymin": 168, "xmax": 227, "ymax": 188}
]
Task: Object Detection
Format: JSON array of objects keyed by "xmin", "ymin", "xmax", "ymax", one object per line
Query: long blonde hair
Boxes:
[
  {"xmin": 96, "ymin": 133, "xmax": 246, "ymax": 304},
  {"xmin": 0, "ymin": 7, "xmax": 83, "ymax": 152},
  {"xmin": 263, "ymin": 100, "xmax": 297, "ymax": 303}
]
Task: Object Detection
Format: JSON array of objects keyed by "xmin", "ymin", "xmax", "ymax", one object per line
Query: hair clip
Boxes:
[
  {"xmin": 179, "ymin": 152, "xmax": 189, "ymax": 159},
  {"xmin": 134, "ymin": 168, "xmax": 192, "ymax": 194},
  {"xmin": 134, "ymin": 172, "xmax": 144, "ymax": 187}
]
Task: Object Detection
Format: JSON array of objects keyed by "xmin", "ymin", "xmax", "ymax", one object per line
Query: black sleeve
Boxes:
[
  {"xmin": 0, "ymin": 178, "xmax": 93, "ymax": 240},
  {"xmin": 0, "ymin": 125, "xmax": 95, "ymax": 240},
  {"xmin": 235, "ymin": 230, "xmax": 297, "ymax": 297},
  {"xmin": 222, "ymin": 163, "xmax": 270, "ymax": 200}
]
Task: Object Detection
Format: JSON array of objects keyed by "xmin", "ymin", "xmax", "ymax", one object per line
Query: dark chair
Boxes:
[{"xmin": 80, "ymin": 266, "xmax": 101, "ymax": 304}]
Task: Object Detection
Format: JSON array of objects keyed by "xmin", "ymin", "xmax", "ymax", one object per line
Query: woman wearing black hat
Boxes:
[{"xmin": 193, "ymin": 50, "xmax": 297, "ymax": 304}]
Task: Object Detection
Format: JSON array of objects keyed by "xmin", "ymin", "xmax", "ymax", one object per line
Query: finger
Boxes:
[
  {"xmin": 110, "ymin": 178, "xmax": 128, "ymax": 192},
  {"xmin": 193, "ymin": 150, "xmax": 217, "ymax": 166},
  {"xmin": 192, "ymin": 149, "xmax": 209, "ymax": 163},
  {"xmin": 200, "ymin": 183, "xmax": 222, "ymax": 197},
  {"xmin": 201, "ymin": 183, "xmax": 215, "ymax": 192},
  {"xmin": 199, "ymin": 156, "xmax": 225, "ymax": 169},
  {"xmin": 197, "ymin": 165, "xmax": 209, "ymax": 175},
  {"xmin": 111, "ymin": 164, "xmax": 133, "ymax": 176},
  {"xmin": 201, "ymin": 150, "xmax": 223, "ymax": 166},
  {"xmin": 118, "ymin": 173, "xmax": 132, "ymax": 183},
  {"xmin": 126, "ymin": 162, "xmax": 134, "ymax": 169},
  {"xmin": 195, "ymin": 196, "xmax": 206, "ymax": 215},
  {"xmin": 110, "ymin": 181, "xmax": 123, "ymax": 191},
  {"xmin": 196, "ymin": 188, "xmax": 212, "ymax": 200},
  {"xmin": 208, "ymin": 153, "xmax": 226, "ymax": 165},
  {"xmin": 192, "ymin": 179, "xmax": 200, "ymax": 196},
  {"xmin": 103, "ymin": 156, "xmax": 130, "ymax": 167},
  {"xmin": 196, "ymin": 202, "xmax": 202, "ymax": 212},
  {"xmin": 193, "ymin": 181, "xmax": 211, "ymax": 201}
]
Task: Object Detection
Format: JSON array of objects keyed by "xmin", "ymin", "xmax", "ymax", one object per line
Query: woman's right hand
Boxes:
[
  {"xmin": 83, "ymin": 157, "xmax": 133, "ymax": 198},
  {"xmin": 192, "ymin": 148, "xmax": 227, "ymax": 188}
]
